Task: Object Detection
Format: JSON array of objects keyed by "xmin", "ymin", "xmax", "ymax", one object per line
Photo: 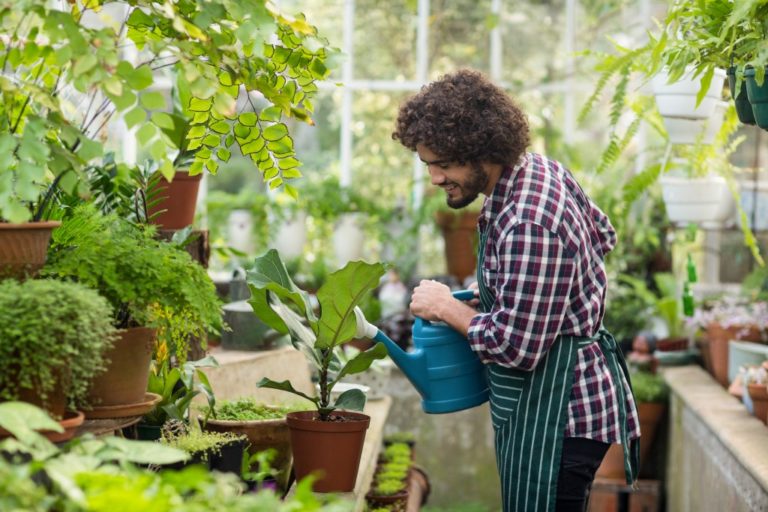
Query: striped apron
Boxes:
[{"xmin": 476, "ymin": 229, "xmax": 640, "ymax": 512}]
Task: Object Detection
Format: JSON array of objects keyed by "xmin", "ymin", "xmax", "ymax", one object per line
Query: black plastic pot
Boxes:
[
  {"xmin": 728, "ymin": 66, "xmax": 756, "ymax": 125},
  {"xmin": 209, "ymin": 438, "xmax": 248, "ymax": 475},
  {"xmin": 745, "ymin": 66, "xmax": 768, "ymax": 129}
]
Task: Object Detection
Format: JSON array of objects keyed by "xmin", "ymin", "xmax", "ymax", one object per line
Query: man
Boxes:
[{"xmin": 392, "ymin": 69, "xmax": 640, "ymax": 512}]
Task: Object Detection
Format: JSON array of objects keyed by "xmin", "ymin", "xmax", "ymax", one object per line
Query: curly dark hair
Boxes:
[{"xmin": 392, "ymin": 69, "xmax": 530, "ymax": 166}]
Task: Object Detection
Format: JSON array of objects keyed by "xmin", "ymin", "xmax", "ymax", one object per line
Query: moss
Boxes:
[{"xmin": 203, "ymin": 397, "xmax": 307, "ymax": 421}]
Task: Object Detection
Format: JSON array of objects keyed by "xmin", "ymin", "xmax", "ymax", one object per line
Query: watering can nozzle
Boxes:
[{"xmin": 354, "ymin": 306, "xmax": 379, "ymax": 339}]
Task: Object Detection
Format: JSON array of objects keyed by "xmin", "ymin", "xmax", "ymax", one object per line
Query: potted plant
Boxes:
[
  {"xmin": 42, "ymin": 205, "xmax": 223, "ymax": 416},
  {"xmin": 0, "ymin": 279, "xmax": 118, "ymax": 440},
  {"xmin": 160, "ymin": 419, "xmax": 248, "ymax": 474},
  {"xmin": 246, "ymin": 249, "xmax": 388, "ymax": 492},
  {"xmin": 687, "ymin": 296, "xmax": 768, "ymax": 387},
  {"xmin": 200, "ymin": 397, "xmax": 311, "ymax": 491}
]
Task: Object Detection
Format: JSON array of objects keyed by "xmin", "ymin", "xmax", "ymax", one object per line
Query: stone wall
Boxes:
[{"xmin": 664, "ymin": 366, "xmax": 768, "ymax": 512}]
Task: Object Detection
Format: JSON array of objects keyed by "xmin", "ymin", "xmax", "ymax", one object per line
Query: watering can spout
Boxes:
[{"xmin": 354, "ymin": 307, "xmax": 430, "ymax": 396}]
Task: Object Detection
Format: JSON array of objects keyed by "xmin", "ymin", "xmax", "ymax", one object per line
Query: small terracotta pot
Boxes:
[
  {"xmin": 148, "ymin": 171, "xmax": 202, "ymax": 229},
  {"xmin": 286, "ymin": 410, "xmax": 370, "ymax": 492},
  {"xmin": 0, "ymin": 221, "xmax": 60, "ymax": 280},
  {"xmin": 747, "ymin": 383, "xmax": 768, "ymax": 425},
  {"xmin": 706, "ymin": 323, "xmax": 763, "ymax": 387}
]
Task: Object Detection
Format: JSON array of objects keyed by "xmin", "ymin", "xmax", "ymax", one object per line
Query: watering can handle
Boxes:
[{"xmin": 415, "ymin": 289, "xmax": 477, "ymax": 329}]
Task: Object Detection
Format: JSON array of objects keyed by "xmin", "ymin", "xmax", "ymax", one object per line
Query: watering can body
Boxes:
[{"xmin": 369, "ymin": 290, "xmax": 489, "ymax": 414}]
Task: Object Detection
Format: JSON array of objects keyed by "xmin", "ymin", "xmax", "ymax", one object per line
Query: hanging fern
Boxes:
[{"xmin": 622, "ymin": 163, "xmax": 662, "ymax": 206}]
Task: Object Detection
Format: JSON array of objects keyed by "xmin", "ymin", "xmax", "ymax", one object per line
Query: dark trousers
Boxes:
[{"xmin": 555, "ymin": 437, "xmax": 611, "ymax": 512}]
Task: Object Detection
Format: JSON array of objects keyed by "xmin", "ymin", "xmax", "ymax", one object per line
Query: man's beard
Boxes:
[{"xmin": 446, "ymin": 163, "xmax": 488, "ymax": 209}]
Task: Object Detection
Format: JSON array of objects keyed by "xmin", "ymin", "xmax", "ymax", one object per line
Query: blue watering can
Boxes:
[{"xmin": 355, "ymin": 290, "xmax": 489, "ymax": 414}]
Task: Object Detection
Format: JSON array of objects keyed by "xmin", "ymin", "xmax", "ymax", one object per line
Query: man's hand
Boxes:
[{"xmin": 410, "ymin": 279, "xmax": 453, "ymax": 321}]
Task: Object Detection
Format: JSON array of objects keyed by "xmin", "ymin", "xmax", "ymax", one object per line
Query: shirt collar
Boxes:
[{"xmin": 480, "ymin": 153, "xmax": 529, "ymax": 228}]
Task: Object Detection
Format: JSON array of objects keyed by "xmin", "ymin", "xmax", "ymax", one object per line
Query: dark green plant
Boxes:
[
  {"xmin": 161, "ymin": 422, "xmax": 247, "ymax": 462},
  {"xmin": 630, "ymin": 371, "xmax": 669, "ymax": 403},
  {"xmin": 247, "ymin": 249, "xmax": 388, "ymax": 421},
  {"xmin": 144, "ymin": 356, "xmax": 218, "ymax": 427},
  {"xmin": 0, "ymin": 279, "xmax": 118, "ymax": 412},
  {"xmin": 42, "ymin": 206, "xmax": 223, "ymax": 357}
]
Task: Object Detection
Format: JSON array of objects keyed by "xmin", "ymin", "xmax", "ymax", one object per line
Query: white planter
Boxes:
[
  {"xmin": 272, "ymin": 211, "xmax": 307, "ymax": 260},
  {"xmin": 662, "ymin": 101, "xmax": 727, "ymax": 145},
  {"xmin": 653, "ymin": 68, "xmax": 726, "ymax": 120},
  {"xmin": 226, "ymin": 209, "xmax": 254, "ymax": 254},
  {"xmin": 333, "ymin": 213, "xmax": 365, "ymax": 267},
  {"xmin": 659, "ymin": 174, "xmax": 734, "ymax": 227}
]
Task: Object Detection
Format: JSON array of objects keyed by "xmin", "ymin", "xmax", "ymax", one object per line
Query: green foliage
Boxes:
[
  {"xmin": 0, "ymin": 403, "xmax": 350, "ymax": 511},
  {"xmin": 0, "ymin": 279, "xmax": 118, "ymax": 411},
  {"xmin": 161, "ymin": 426, "xmax": 245, "ymax": 460},
  {"xmin": 42, "ymin": 206, "xmax": 223, "ymax": 345},
  {"xmin": 371, "ymin": 478, "xmax": 406, "ymax": 496},
  {"xmin": 383, "ymin": 443, "xmax": 411, "ymax": 461},
  {"xmin": 0, "ymin": 0, "xmax": 334, "ymax": 222},
  {"xmin": 383, "ymin": 431, "xmax": 415, "ymax": 445},
  {"xmin": 144, "ymin": 356, "xmax": 218, "ymax": 427},
  {"xmin": 619, "ymin": 273, "xmax": 686, "ymax": 339},
  {"xmin": 247, "ymin": 249, "xmax": 388, "ymax": 420},
  {"xmin": 603, "ymin": 278, "xmax": 654, "ymax": 343},
  {"xmin": 203, "ymin": 397, "xmax": 307, "ymax": 422},
  {"xmin": 630, "ymin": 371, "xmax": 669, "ymax": 403}
]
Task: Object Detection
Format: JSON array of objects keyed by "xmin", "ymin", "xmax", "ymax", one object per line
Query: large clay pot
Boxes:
[
  {"xmin": 87, "ymin": 327, "xmax": 155, "ymax": 408},
  {"xmin": 706, "ymin": 323, "xmax": 763, "ymax": 388},
  {"xmin": 204, "ymin": 416, "xmax": 293, "ymax": 490},
  {"xmin": 286, "ymin": 410, "xmax": 370, "ymax": 492},
  {"xmin": 0, "ymin": 409, "xmax": 84, "ymax": 444},
  {"xmin": 148, "ymin": 171, "xmax": 202, "ymax": 229},
  {"xmin": 434, "ymin": 210, "xmax": 479, "ymax": 284},
  {"xmin": 0, "ymin": 221, "xmax": 60, "ymax": 280}
]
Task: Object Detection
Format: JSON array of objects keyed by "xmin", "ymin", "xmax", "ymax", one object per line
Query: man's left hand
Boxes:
[{"xmin": 410, "ymin": 279, "xmax": 453, "ymax": 321}]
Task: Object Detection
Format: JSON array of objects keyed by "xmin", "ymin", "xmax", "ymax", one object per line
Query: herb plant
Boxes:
[
  {"xmin": 0, "ymin": 279, "xmax": 118, "ymax": 412},
  {"xmin": 203, "ymin": 397, "xmax": 306, "ymax": 422},
  {"xmin": 246, "ymin": 249, "xmax": 388, "ymax": 421}
]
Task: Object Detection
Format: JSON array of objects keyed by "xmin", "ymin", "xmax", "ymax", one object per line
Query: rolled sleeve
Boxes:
[
  {"xmin": 590, "ymin": 202, "xmax": 616, "ymax": 254},
  {"xmin": 468, "ymin": 222, "xmax": 576, "ymax": 370}
]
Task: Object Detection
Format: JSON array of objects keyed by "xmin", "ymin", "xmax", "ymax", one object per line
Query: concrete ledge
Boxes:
[{"xmin": 663, "ymin": 365, "xmax": 768, "ymax": 511}]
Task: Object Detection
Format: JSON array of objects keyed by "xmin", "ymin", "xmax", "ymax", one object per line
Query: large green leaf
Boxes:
[
  {"xmin": 333, "ymin": 388, "xmax": 366, "ymax": 412},
  {"xmin": 256, "ymin": 377, "xmax": 318, "ymax": 405},
  {"xmin": 315, "ymin": 261, "xmax": 386, "ymax": 349},
  {"xmin": 334, "ymin": 343, "xmax": 387, "ymax": 382}
]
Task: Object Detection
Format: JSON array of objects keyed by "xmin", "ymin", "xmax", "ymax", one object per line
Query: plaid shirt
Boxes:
[{"xmin": 467, "ymin": 153, "xmax": 640, "ymax": 444}]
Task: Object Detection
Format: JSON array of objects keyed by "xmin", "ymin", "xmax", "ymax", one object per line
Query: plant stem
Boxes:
[{"xmin": 318, "ymin": 348, "xmax": 331, "ymax": 420}]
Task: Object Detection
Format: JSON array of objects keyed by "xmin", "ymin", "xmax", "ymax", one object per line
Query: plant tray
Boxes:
[{"xmin": 84, "ymin": 392, "xmax": 161, "ymax": 419}]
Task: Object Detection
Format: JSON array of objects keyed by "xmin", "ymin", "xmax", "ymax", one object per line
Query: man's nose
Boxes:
[{"xmin": 428, "ymin": 166, "xmax": 445, "ymax": 185}]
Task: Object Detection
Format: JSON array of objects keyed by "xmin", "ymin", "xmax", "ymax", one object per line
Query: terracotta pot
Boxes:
[
  {"xmin": 706, "ymin": 323, "xmax": 763, "ymax": 387},
  {"xmin": 366, "ymin": 488, "xmax": 409, "ymax": 512},
  {"xmin": 87, "ymin": 327, "xmax": 155, "ymax": 408},
  {"xmin": 286, "ymin": 410, "xmax": 370, "ymax": 492},
  {"xmin": 204, "ymin": 416, "xmax": 293, "ymax": 490},
  {"xmin": 15, "ymin": 375, "xmax": 68, "ymax": 420},
  {"xmin": 434, "ymin": 210, "xmax": 478, "ymax": 284},
  {"xmin": 0, "ymin": 221, "xmax": 60, "ymax": 280},
  {"xmin": 596, "ymin": 401, "xmax": 666, "ymax": 479},
  {"xmin": 656, "ymin": 337, "xmax": 688, "ymax": 352},
  {"xmin": 0, "ymin": 410, "xmax": 84, "ymax": 444},
  {"xmin": 148, "ymin": 171, "xmax": 202, "ymax": 229},
  {"xmin": 747, "ymin": 383, "xmax": 768, "ymax": 425}
]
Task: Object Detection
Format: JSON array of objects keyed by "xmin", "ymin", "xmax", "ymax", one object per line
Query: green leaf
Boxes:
[
  {"xmin": 124, "ymin": 106, "xmax": 146, "ymax": 128},
  {"xmin": 188, "ymin": 125, "xmax": 206, "ymax": 139},
  {"xmin": 260, "ymin": 106, "xmax": 282, "ymax": 122},
  {"xmin": 336, "ymin": 343, "xmax": 388, "ymax": 381},
  {"xmin": 216, "ymin": 148, "xmax": 231, "ymax": 161},
  {"xmin": 189, "ymin": 97, "xmax": 213, "ymax": 112},
  {"xmin": 108, "ymin": 89, "xmax": 136, "ymax": 111},
  {"xmin": 234, "ymin": 123, "xmax": 251, "ymax": 138},
  {"xmin": 73, "ymin": 54, "xmax": 98, "ymax": 75},
  {"xmin": 202, "ymin": 134, "xmax": 220, "ymax": 147},
  {"xmin": 333, "ymin": 388, "xmax": 366, "ymax": 411},
  {"xmin": 262, "ymin": 123, "xmax": 288, "ymax": 141},
  {"xmin": 256, "ymin": 377, "xmax": 318, "ymax": 405},
  {"xmin": 125, "ymin": 64, "xmax": 153, "ymax": 90},
  {"xmin": 205, "ymin": 159, "xmax": 218, "ymax": 174},
  {"xmin": 150, "ymin": 111, "xmax": 175, "ymax": 130},
  {"xmin": 315, "ymin": 261, "xmax": 387, "ymax": 349},
  {"xmin": 136, "ymin": 123, "xmax": 157, "ymax": 145},
  {"xmin": 277, "ymin": 156, "xmax": 300, "ymax": 169},
  {"xmin": 238, "ymin": 112, "xmax": 258, "ymax": 126},
  {"xmin": 209, "ymin": 120, "xmax": 229, "ymax": 134},
  {"xmin": 140, "ymin": 91, "xmax": 166, "ymax": 110},
  {"xmin": 76, "ymin": 137, "xmax": 103, "ymax": 161},
  {"xmin": 240, "ymin": 137, "xmax": 265, "ymax": 155}
]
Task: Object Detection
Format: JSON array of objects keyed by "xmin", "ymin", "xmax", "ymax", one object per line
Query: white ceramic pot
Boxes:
[
  {"xmin": 653, "ymin": 68, "xmax": 726, "ymax": 120},
  {"xmin": 333, "ymin": 213, "xmax": 365, "ymax": 267},
  {"xmin": 662, "ymin": 101, "xmax": 727, "ymax": 145},
  {"xmin": 272, "ymin": 211, "xmax": 307, "ymax": 260},
  {"xmin": 659, "ymin": 174, "xmax": 734, "ymax": 227}
]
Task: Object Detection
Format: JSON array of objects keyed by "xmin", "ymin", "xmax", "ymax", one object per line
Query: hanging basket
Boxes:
[
  {"xmin": 744, "ymin": 66, "xmax": 768, "ymax": 130},
  {"xmin": 652, "ymin": 68, "xmax": 726, "ymax": 120},
  {"xmin": 659, "ymin": 174, "xmax": 734, "ymax": 228},
  {"xmin": 728, "ymin": 66, "xmax": 756, "ymax": 125}
]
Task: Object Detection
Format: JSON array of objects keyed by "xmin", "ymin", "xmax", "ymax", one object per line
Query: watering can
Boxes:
[{"xmin": 355, "ymin": 290, "xmax": 489, "ymax": 414}]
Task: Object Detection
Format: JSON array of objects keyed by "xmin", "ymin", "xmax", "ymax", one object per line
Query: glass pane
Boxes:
[
  {"xmin": 353, "ymin": 0, "xmax": 418, "ymax": 80},
  {"xmin": 429, "ymin": 0, "xmax": 493, "ymax": 77}
]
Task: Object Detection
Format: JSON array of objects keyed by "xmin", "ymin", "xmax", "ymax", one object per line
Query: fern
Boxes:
[{"xmin": 622, "ymin": 163, "xmax": 662, "ymax": 206}]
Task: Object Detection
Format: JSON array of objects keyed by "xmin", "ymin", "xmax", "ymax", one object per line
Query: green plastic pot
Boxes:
[
  {"xmin": 744, "ymin": 67, "xmax": 768, "ymax": 129},
  {"xmin": 728, "ymin": 66, "xmax": 756, "ymax": 125}
]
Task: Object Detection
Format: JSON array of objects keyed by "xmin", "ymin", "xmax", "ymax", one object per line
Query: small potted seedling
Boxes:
[
  {"xmin": 160, "ymin": 419, "xmax": 248, "ymax": 474},
  {"xmin": 246, "ymin": 249, "xmax": 388, "ymax": 492}
]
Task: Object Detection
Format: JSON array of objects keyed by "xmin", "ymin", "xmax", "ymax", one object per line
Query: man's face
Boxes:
[{"xmin": 417, "ymin": 144, "xmax": 489, "ymax": 209}]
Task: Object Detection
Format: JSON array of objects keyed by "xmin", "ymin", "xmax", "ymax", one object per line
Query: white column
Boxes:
[
  {"xmin": 489, "ymin": 0, "xmax": 502, "ymax": 82},
  {"xmin": 412, "ymin": 0, "xmax": 430, "ymax": 209},
  {"xmin": 563, "ymin": 0, "xmax": 576, "ymax": 143}
]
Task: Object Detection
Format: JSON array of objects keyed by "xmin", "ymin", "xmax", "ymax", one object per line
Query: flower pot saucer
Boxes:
[
  {"xmin": 84, "ymin": 392, "xmax": 161, "ymax": 419},
  {"xmin": 0, "ymin": 409, "xmax": 84, "ymax": 444}
]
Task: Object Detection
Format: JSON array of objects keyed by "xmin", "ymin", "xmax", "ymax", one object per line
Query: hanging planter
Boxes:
[
  {"xmin": 661, "ymin": 101, "xmax": 727, "ymax": 145},
  {"xmin": 744, "ymin": 66, "xmax": 768, "ymax": 130},
  {"xmin": 727, "ymin": 66, "xmax": 757, "ymax": 125},
  {"xmin": 652, "ymin": 68, "xmax": 726, "ymax": 120},
  {"xmin": 147, "ymin": 171, "xmax": 203, "ymax": 230},
  {"xmin": 659, "ymin": 172, "xmax": 734, "ymax": 228}
]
